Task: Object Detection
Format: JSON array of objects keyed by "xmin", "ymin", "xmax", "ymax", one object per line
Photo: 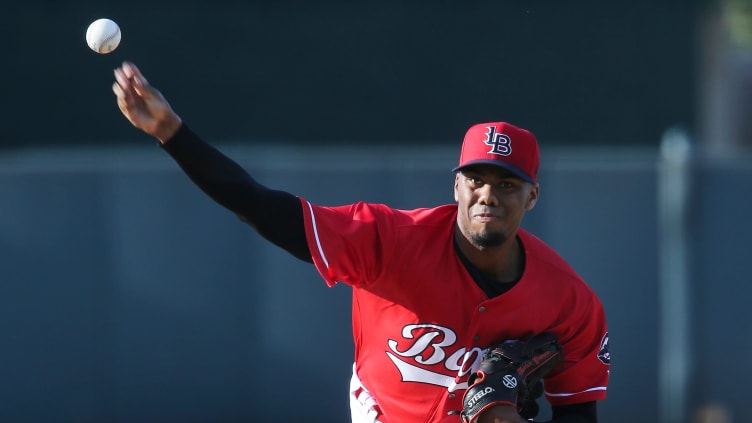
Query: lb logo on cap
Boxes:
[
  {"xmin": 483, "ymin": 126, "xmax": 512, "ymax": 157},
  {"xmin": 453, "ymin": 121, "xmax": 540, "ymax": 183}
]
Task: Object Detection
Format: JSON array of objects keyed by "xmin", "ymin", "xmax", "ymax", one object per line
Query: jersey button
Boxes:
[
  {"xmin": 473, "ymin": 335, "xmax": 480, "ymax": 342},
  {"xmin": 478, "ymin": 306, "xmax": 486, "ymax": 313}
]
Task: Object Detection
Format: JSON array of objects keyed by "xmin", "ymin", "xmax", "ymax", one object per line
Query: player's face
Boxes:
[{"xmin": 454, "ymin": 165, "xmax": 538, "ymax": 248}]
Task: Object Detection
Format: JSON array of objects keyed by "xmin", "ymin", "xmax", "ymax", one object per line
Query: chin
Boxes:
[{"xmin": 470, "ymin": 232, "xmax": 507, "ymax": 248}]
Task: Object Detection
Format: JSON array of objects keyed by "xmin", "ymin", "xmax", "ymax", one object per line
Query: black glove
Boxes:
[{"xmin": 460, "ymin": 333, "xmax": 563, "ymax": 422}]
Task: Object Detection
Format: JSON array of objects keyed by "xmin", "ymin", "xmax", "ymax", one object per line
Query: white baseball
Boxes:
[{"xmin": 86, "ymin": 18, "xmax": 121, "ymax": 54}]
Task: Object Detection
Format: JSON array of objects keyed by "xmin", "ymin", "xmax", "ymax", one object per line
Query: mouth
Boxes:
[{"xmin": 473, "ymin": 212, "xmax": 499, "ymax": 223}]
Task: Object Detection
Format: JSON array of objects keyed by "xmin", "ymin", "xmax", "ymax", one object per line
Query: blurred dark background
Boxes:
[
  {"xmin": 2, "ymin": 1, "xmax": 752, "ymax": 423},
  {"xmin": 3, "ymin": 1, "xmax": 705, "ymax": 149}
]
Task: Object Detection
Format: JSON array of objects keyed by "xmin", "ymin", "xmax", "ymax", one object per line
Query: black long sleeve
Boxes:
[
  {"xmin": 160, "ymin": 124, "xmax": 312, "ymax": 263},
  {"xmin": 549, "ymin": 401, "xmax": 597, "ymax": 423}
]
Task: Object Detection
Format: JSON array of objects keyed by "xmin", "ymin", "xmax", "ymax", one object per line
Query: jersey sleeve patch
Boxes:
[{"xmin": 597, "ymin": 332, "xmax": 610, "ymax": 365}]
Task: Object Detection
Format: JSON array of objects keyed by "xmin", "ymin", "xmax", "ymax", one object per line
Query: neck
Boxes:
[{"xmin": 454, "ymin": 226, "xmax": 523, "ymax": 282}]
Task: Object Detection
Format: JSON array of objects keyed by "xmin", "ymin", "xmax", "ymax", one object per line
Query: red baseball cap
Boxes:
[{"xmin": 452, "ymin": 122, "xmax": 540, "ymax": 183}]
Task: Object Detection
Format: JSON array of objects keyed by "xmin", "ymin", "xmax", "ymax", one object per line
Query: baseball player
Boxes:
[{"xmin": 113, "ymin": 61, "xmax": 610, "ymax": 423}]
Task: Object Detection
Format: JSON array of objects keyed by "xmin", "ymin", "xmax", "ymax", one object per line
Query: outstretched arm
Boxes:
[{"xmin": 112, "ymin": 61, "xmax": 311, "ymax": 262}]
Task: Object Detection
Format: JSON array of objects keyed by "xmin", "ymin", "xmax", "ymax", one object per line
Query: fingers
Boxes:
[
  {"xmin": 113, "ymin": 62, "xmax": 157, "ymax": 105},
  {"xmin": 114, "ymin": 62, "xmax": 147, "ymax": 98},
  {"xmin": 113, "ymin": 63, "xmax": 150, "ymax": 122},
  {"xmin": 121, "ymin": 61, "xmax": 147, "ymax": 84},
  {"xmin": 112, "ymin": 81, "xmax": 126, "ymax": 109},
  {"xmin": 113, "ymin": 66, "xmax": 131, "ymax": 92},
  {"xmin": 113, "ymin": 67, "xmax": 137, "ymax": 107},
  {"xmin": 120, "ymin": 61, "xmax": 151, "ymax": 97}
]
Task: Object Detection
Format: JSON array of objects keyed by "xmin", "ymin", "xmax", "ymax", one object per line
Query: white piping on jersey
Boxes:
[
  {"xmin": 546, "ymin": 386, "xmax": 608, "ymax": 397},
  {"xmin": 305, "ymin": 201, "xmax": 330, "ymax": 269},
  {"xmin": 350, "ymin": 363, "xmax": 384, "ymax": 423}
]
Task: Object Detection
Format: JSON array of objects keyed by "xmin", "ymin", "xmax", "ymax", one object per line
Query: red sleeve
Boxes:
[
  {"xmin": 545, "ymin": 293, "xmax": 610, "ymax": 405},
  {"xmin": 300, "ymin": 199, "xmax": 394, "ymax": 288}
]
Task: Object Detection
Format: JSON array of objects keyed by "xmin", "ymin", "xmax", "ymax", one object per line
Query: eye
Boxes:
[{"xmin": 465, "ymin": 175, "xmax": 483, "ymax": 186}]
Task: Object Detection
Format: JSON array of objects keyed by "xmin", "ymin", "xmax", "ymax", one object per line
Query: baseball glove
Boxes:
[{"xmin": 460, "ymin": 332, "xmax": 563, "ymax": 422}]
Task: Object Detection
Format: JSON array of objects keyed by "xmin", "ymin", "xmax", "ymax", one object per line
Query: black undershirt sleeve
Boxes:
[
  {"xmin": 549, "ymin": 401, "xmax": 598, "ymax": 423},
  {"xmin": 160, "ymin": 124, "xmax": 312, "ymax": 263}
]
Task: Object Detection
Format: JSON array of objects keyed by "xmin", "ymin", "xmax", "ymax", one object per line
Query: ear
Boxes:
[
  {"xmin": 453, "ymin": 173, "xmax": 460, "ymax": 202},
  {"xmin": 526, "ymin": 183, "xmax": 539, "ymax": 211}
]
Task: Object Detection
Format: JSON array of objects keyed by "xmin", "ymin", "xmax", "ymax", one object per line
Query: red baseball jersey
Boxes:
[{"xmin": 300, "ymin": 200, "xmax": 610, "ymax": 423}]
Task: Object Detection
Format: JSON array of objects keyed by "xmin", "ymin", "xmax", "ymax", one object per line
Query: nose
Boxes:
[{"xmin": 477, "ymin": 183, "xmax": 498, "ymax": 207}]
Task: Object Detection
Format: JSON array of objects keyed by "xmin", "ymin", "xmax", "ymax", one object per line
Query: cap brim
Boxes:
[{"xmin": 452, "ymin": 159, "xmax": 534, "ymax": 183}]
